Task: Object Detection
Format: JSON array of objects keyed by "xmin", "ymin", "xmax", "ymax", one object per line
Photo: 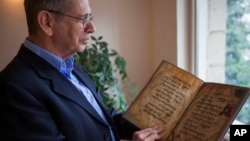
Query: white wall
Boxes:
[{"xmin": 0, "ymin": 0, "xmax": 178, "ymax": 92}]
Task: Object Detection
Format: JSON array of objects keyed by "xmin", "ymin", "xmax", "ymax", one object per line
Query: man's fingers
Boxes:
[{"xmin": 133, "ymin": 126, "xmax": 162, "ymax": 141}]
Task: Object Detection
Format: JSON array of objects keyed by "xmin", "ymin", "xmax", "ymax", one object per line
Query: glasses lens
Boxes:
[{"xmin": 83, "ymin": 14, "xmax": 93, "ymax": 26}]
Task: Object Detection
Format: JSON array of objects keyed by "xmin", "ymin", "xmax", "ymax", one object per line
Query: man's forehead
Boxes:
[{"xmin": 70, "ymin": 0, "xmax": 91, "ymax": 14}]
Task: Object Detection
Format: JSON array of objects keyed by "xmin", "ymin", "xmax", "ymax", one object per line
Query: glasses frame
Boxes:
[{"xmin": 46, "ymin": 10, "xmax": 93, "ymax": 27}]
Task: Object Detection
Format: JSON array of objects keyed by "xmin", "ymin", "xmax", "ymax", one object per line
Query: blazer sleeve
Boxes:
[{"xmin": 112, "ymin": 112, "xmax": 140, "ymax": 140}]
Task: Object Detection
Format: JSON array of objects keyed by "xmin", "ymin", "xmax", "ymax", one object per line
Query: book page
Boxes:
[
  {"xmin": 123, "ymin": 61, "xmax": 204, "ymax": 140},
  {"xmin": 167, "ymin": 83, "xmax": 250, "ymax": 141}
]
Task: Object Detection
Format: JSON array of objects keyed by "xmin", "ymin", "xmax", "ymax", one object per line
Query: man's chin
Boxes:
[{"xmin": 78, "ymin": 45, "xmax": 86, "ymax": 52}]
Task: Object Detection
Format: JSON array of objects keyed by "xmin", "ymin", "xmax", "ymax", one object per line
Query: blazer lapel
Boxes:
[
  {"xmin": 72, "ymin": 66, "xmax": 116, "ymax": 123},
  {"xmin": 72, "ymin": 67, "xmax": 104, "ymax": 105},
  {"xmin": 72, "ymin": 67, "xmax": 120, "ymax": 140},
  {"xmin": 19, "ymin": 46, "xmax": 107, "ymax": 124}
]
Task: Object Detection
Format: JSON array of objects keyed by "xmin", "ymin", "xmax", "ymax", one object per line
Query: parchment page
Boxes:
[
  {"xmin": 167, "ymin": 83, "xmax": 250, "ymax": 141},
  {"xmin": 123, "ymin": 60, "xmax": 204, "ymax": 140}
]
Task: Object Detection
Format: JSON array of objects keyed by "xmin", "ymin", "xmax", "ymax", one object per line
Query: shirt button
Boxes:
[{"xmin": 103, "ymin": 134, "xmax": 110, "ymax": 141}]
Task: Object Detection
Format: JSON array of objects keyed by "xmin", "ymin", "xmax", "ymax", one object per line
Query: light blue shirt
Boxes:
[{"xmin": 24, "ymin": 39, "xmax": 115, "ymax": 140}]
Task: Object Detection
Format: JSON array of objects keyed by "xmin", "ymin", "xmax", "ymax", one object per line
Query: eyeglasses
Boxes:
[{"xmin": 47, "ymin": 10, "xmax": 93, "ymax": 27}]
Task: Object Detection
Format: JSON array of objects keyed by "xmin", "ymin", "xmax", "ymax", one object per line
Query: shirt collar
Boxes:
[{"xmin": 23, "ymin": 39, "xmax": 74, "ymax": 78}]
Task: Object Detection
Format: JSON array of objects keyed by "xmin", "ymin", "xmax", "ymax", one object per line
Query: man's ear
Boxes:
[{"xmin": 37, "ymin": 10, "xmax": 53, "ymax": 36}]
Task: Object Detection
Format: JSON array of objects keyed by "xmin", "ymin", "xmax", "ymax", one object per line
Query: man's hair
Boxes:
[{"xmin": 24, "ymin": 0, "xmax": 73, "ymax": 34}]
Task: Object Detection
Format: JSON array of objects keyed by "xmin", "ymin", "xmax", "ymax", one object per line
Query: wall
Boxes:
[
  {"xmin": 195, "ymin": 0, "xmax": 226, "ymax": 82},
  {"xmin": 90, "ymin": 0, "xmax": 153, "ymax": 91},
  {"xmin": 0, "ymin": 0, "xmax": 27, "ymax": 70},
  {"xmin": 207, "ymin": 0, "xmax": 226, "ymax": 82},
  {"xmin": 151, "ymin": 0, "xmax": 177, "ymax": 69},
  {"xmin": 91, "ymin": 0, "xmax": 178, "ymax": 90},
  {"xmin": 0, "ymin": 0, "xmax": 178, "ymax": 92}
]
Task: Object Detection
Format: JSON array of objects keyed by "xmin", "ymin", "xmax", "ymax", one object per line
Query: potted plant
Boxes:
[{"xmin": 74, "ymin": 36, "xmax": 137, "ymax": 112}]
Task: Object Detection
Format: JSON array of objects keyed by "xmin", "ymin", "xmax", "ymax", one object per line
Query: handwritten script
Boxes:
[{"xmin": 142, "ymin": 75, "xmax": 191, "ymax": 124}]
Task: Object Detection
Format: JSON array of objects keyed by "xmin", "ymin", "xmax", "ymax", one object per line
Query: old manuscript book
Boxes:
[{"xmin": 123, "ymin": 60, "xmax": 250, "ymax": 141}]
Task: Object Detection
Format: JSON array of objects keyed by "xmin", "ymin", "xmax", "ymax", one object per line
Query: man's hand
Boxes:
[{"xmin": 132, "ymin": 126, "xmax": 162, "ymax": 141}]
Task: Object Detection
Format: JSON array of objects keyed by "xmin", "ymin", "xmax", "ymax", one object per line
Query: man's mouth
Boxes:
[{"xmin": 80, "ymin": 39, "xmax": 89, "ymax": 44}]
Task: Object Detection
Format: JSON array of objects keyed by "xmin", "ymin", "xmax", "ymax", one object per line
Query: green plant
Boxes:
[{"xmin": 74, "ymin": 36, "xmax": 137, "ymax": 112}]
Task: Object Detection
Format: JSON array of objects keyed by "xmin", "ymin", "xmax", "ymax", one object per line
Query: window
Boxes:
[{"xmin": 196, "ymin": 0, "xmax": 250, "ymax": 124}]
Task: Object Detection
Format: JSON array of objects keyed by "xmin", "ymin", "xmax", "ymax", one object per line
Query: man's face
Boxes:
[{"xmin": 51, "ymin": 0, "xmax": 95, "ymax": 59}]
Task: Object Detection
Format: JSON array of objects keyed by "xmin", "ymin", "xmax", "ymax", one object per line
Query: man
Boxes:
[{"xmin": 0, "ymin": 0, "xmax": 162, "ymax": 141}]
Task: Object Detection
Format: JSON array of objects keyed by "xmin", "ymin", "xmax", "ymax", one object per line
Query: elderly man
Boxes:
[{"xmin": 0, "ymin": 0, "xmax": 162, "ymax": 141}]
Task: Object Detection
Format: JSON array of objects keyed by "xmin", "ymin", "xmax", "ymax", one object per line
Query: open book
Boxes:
[{"xmin": 123, "ymin": 60, "xmax": 250, "ymax": 141}]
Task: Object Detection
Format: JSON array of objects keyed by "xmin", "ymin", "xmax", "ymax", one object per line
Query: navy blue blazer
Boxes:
[{"xmin": 0, "ymin": 46, "xmax": 138, "ymax": 141}]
